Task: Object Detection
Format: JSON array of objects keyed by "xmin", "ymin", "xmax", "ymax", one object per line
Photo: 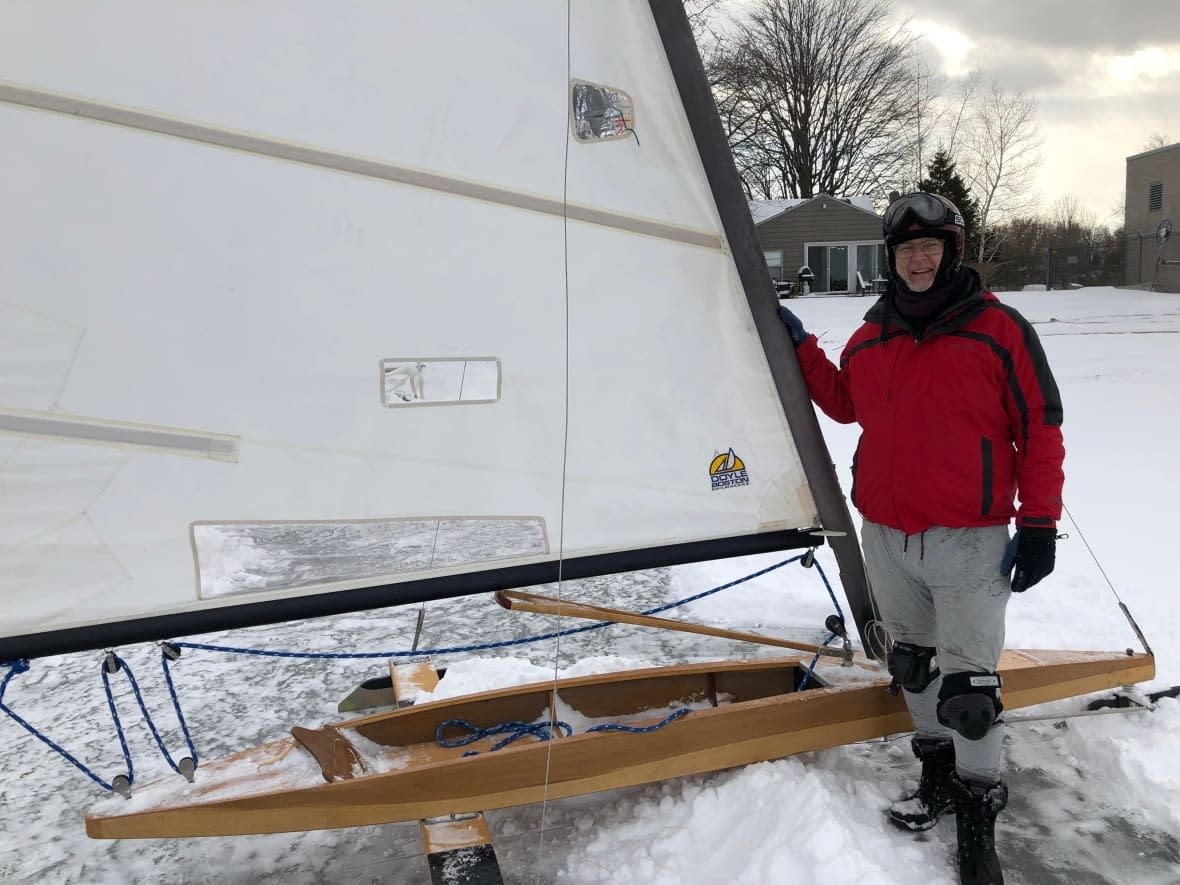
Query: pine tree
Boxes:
[{"xmin": 919, "ymin": 149, "xmax": 980, "ymax": 260}]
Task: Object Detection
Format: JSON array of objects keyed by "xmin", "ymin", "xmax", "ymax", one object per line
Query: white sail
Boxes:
[{"xmin": 0, "ymin": 1, "xmax": 837, "ymax": 659}]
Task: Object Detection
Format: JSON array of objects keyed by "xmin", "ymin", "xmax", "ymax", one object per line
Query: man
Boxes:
[{"xmin": 778, "ymin": 193, "xmax": 1064, "ymax": 885}]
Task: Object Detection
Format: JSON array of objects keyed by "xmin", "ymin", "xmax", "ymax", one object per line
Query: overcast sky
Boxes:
[{"xmin": 895, "ymin": 0, "xmax": 1180, "ymax": 228}]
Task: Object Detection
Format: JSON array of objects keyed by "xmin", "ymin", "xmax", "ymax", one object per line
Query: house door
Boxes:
[
  {"xmin": 806, "ymin": 244, "xmax": 850, "ymax": 292},
  {"xmin": 856, "ymin": 243, "xmax": 888, "ymax": 289},
  {"xmin": 827, "ymin": 245, "xmax": 848, "ymax": 291}
]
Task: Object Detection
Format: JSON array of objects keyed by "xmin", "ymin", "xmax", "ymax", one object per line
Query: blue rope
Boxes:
[
  {"xmin": 437, "ymin": 706, "xmax": 692, "ymax": 756},
  {"xmin": 103, "ymin": 653, "xmax": 199, "ymax": 778},
  {"xmin": 1, "ymin": 650, "xmax": 201, "ymax": 794},
  {"xmin": 0, "ymin": 659, "xmax": 116, "ymax": 792},
  {"xmin": 160, "ymin": 650, "xmax": 200, "ymax": 768},
  {"xmin": 175, "ymin": 621, "xmax": 608, "ymax": 660},
  {"xmin": 798, "ymin": 632, "xmax": 840, "ymax": 691},
  {"xmin": 437, "ymin": 717, "xmax": 574, "ymax": 754},
  {"xmin": 585, "ymin": 707, "xmax": 691, "ymax": 733},
  {"xmin": 812, "ymin": 559, "xmax": 846, "ymax": 622},
  {"xmin": 99, "ymin": 657, "xmax": 137, "ymax": 786},
  {"xmin": 173, "ymin": 553, "xmax": 810, "ymax": 661}
]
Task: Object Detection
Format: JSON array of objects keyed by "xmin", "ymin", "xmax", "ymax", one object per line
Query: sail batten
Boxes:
[
  {"xmin": 0, "ymin": 408, "xmax": 239, "ymax": 460},
  {"xmin": 0, "ymin": 80, "xmax": 722, "ymax": 251}
]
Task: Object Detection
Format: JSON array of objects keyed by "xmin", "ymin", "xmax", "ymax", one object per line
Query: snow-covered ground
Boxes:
[{"xmin": 2, "ymin": 286, "xmax": 1179, "ymax": 884}]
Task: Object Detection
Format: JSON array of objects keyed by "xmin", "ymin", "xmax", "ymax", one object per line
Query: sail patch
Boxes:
[
  {"xmin": 192, "ymin": 517, "xmax": 548, "ymax": 599},
  {"xmin": 709, "ymin": 448, "xmax": 750, "ymax": 491}
]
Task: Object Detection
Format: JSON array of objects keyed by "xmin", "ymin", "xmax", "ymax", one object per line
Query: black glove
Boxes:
[
  {"xmin": 1008, "ymin": 527, "xmax": 1056, "ymax": 592},
  {"xmin": 778, "ymin": 305, "xmax": 808, "ymax": 347}
]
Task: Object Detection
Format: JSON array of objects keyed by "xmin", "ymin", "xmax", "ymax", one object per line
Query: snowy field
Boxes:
[{"xmin": 2, "ymin": 286, "xmax": 1179, "ymax": 884}]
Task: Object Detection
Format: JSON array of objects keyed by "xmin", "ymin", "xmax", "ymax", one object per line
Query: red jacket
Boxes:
[{"xmin": 796, "ymin": 279, "xmax": 1064, "ymax": 535}]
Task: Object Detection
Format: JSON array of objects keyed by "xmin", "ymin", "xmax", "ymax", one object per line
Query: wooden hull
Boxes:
[{"xmin": 85, "ymin": 649, "xmax": 1154, "ymax": 839}]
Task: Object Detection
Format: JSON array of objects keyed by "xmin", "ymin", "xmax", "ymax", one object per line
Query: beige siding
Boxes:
[{"xmin": 1125, "ymin": 144, "xmax": 1180, "ymax": 292}]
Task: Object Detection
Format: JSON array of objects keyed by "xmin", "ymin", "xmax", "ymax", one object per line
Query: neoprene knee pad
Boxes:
[{"xmin": 936, "ymin": 671, "xmax": 1004, "ymax": 740}]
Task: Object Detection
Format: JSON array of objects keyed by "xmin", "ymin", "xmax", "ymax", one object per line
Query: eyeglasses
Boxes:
[
  {"xmin": 894, "ymin": 240, "xmax": 945, "ymax": 259},
  {"xmin": 883, "ymin": 193, "xmax": 963, "ymax": 237}
]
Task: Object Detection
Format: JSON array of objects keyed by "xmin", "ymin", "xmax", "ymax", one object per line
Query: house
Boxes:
[
  {"xmin": 750, "ymin": 194, "xmax": 885, "ymax": 294},
  {"xmin": 1124, "ymin": 142, "xmax": 1180, "ymax": 293}
]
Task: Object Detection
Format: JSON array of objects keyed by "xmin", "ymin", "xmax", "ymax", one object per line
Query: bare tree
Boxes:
[
  {"xmin": 959, "ymin": 79, "xmax": 1042, "ymax": 263},
  {"xmin": 683, "ymin": 0, "xmax": 725, "ymax": 27},
  {"xmin": 908, "ymin": 58, "xmax": 946, "ymax": 190},
  {"xmin": 1050, "ymin": 193, "xmax": 1096, "ymax": 236},
  {"xmin": 709, "ymin": 0, "xmax": 921, "ymax": 200},
  {"xmin": 941, "ymin": 69, "xmax": 982, "ymax": 159},
  {"xmin": 683, "ymin": 0, "xmax": 727, "ymax": 45},
  {"xmin": 1143, "ymin": 132, "xmax": 1170, "ymax": 151}
]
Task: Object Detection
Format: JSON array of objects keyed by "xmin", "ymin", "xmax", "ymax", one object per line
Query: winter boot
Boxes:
[
  {"xmin": 888, "ymin": 736, "xmax": 956, "ymax": 831},
  {"xmin": 951, "ymin": 773, "xmax": 1008, "ymax": 885}
]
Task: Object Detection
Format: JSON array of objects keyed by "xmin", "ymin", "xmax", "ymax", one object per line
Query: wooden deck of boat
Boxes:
[{"xmin": 85, "ymin": 648, "xmax": 1153, "ymax": 839}]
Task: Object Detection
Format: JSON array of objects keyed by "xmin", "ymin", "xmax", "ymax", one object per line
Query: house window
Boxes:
[
  {"xmin": 764, "ymin": 250, "xmax": 784, "ymax": 281},
  {"xmin": 1149, "ymin": 181, "xmax": 1163, "ymax": 212}
]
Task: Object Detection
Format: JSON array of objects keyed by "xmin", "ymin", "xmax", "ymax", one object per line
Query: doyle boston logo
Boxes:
[{"xmin": 709, "ymin": 448, "xmax": 749, "ymax": 491}]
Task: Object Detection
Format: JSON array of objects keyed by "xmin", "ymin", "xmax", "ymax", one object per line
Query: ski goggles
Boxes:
[{"xmin": 883, "ymin": 193, "xmax": 964, "ymax": 237}]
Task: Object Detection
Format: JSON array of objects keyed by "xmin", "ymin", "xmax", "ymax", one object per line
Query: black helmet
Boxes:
[{"xmin": 883, "ymin": 192, "xmax": 966, "ymax": 289}]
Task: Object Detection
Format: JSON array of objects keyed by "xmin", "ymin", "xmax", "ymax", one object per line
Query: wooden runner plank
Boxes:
[
  {"xmin": 392, "ymin": 660, "xmax": 441, "ymax": 704},
  {"xmin": 421, "ymin": 813, "xmax": 504, "ymax": 885}
]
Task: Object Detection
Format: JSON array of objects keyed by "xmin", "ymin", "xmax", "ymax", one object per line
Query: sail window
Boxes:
[
  {"xmin": 381, "ymin": 358, "xmax": 500, "ymax": 406},
  {"xmin": 192, "ymin": 517, "xmax": 548, "ymax": 599},
  {"xmin": 571, "ymin": 80, "xmax": 635, "ymax": 142}
]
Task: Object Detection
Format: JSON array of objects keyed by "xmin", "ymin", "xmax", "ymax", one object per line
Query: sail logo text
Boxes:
[{"xmin": 709, "ymin": 448, "xmax": 749, "ymax": 491}]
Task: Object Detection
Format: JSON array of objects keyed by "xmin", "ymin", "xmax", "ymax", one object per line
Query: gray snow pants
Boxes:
[{"xmin": 861, "ymin": 520, "xmax": 1011, "ymax": 783}]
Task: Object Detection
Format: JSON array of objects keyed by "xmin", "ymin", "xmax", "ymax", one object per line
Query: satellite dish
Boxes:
[{"xmin": 1155, "ymin": 219, "xmax": 1172, "ymax": 245}]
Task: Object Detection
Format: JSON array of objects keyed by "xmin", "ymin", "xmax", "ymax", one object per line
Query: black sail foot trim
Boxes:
[{"xmin": 0, "ymin": 529, "xmax": 823, "ymax": 661}]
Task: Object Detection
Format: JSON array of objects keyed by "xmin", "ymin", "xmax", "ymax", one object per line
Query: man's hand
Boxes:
[
  {"xmin": 778, "ymin": 305, "xmax": 808, "ymax": 347},
  {"xmin": 1008, "ymin": 527, "xmax": 1056, "ymax": 592}
]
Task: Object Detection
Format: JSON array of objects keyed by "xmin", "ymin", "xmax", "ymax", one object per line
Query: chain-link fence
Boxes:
[{"xmin": 979, "ymin": 241, "xmax": 1128, "ymax": 292}]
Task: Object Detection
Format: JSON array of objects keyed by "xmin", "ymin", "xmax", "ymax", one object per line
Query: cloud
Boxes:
[
  {"xmin": 898, "ymin": 0, "xmax": 1180, "ymax": 53},
  {"xmin": 1096, "ymin": 47, "xmax": 1180, "ymax": 96},
  {"xmin": 897, "ymin": 1, "xmax": 1180, "ymax": 221}
]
